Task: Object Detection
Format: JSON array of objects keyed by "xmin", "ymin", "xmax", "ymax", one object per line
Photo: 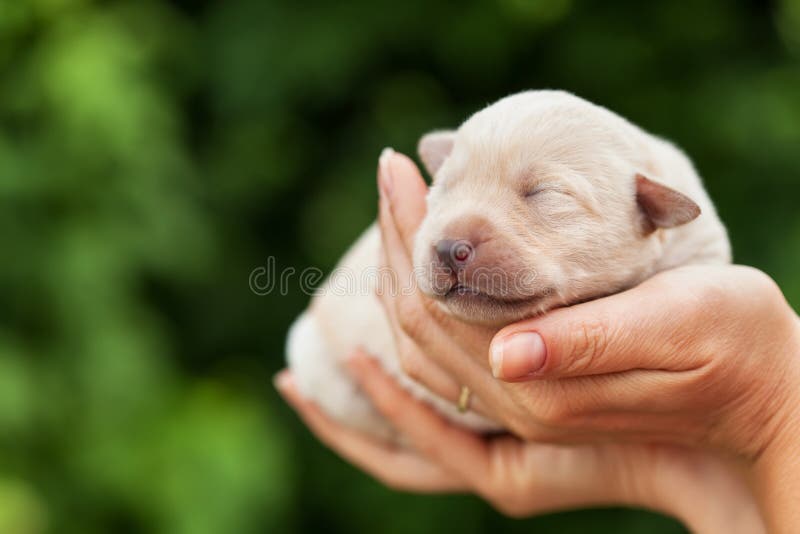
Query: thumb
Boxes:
[
  {"xmin": 488, "ymin": 280, "xmax": 706, "ymax": 381},
  {"xmin": 378, "ymin": 148, "xmax": 428, "ymax": 250}
]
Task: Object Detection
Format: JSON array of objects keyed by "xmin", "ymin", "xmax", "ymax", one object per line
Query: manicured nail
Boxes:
[
  {"xmin": 273, "ymin": 370, "xmax": 293, "ymax": 392},
  {"xmin": 378, "ymin": 147, "xmax": 395, "ymax": 198},
  {"xmin": 490, "ymin": 332, "xmax": 546, "ymax": 379}
]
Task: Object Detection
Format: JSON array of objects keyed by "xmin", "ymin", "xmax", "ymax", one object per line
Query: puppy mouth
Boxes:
[
  {"xmin": 446, "ymin": 283, "xmax": 479, "ymax": 297},
  {"xmin": 434, "ymin": 282, "xmax": 551, "ymax": 326},
  {"xmin": 442, "ymin": 283, "xmax": 537, "ymax": 306}
]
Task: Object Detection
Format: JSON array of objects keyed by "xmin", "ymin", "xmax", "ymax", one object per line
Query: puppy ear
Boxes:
[
  {"xmin": 418, "ymin": 130, "xmax": 455, "ymax": 177},
  {"xmin": 636, "ymin": 173, "xmax": 701, "ymax": 230}
]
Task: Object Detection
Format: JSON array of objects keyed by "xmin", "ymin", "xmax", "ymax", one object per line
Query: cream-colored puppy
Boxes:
[{"xmin": 286, "ymin": 90, "xmax": 731, "ymax": 440}]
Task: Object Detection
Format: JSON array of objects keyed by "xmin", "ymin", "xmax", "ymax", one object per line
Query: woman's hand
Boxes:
[
  {"xmin": 486, "ymin": 264, "xmax": 800, "ymax": 529},
  {"xmin": 276, "ymin": 353, "xmax": 764, "ymax": 533},
  {"xmin": 375, "ymin": 149, "xmax": 800, "ymax": 529}
]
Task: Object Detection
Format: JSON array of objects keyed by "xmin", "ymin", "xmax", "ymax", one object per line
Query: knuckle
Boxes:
[
  {"xmin": 490, "ymin": 497, "xmax": 530, "ymax": 518},
  {"xmin": 741, "ymin": 268, "xmax": 787, "ymax": 316},
  {"xmin": 505, "ymin": 414, "xmax": 539, "ymax": 441},
  {"xmin": 563, "ymin": 318, "xmax": 609, "ymax": 374},
  {"xmin": 395, "ymin": 292, "xmax": 418, "ymax": 317},
  {"xmin": 413, "ymin": 437, "xmax": 441, "ymax": 460},
  {"xmin": 421, "ymin": 297, "xmax": 448, "ymax": 323},
  {"xmin": 733, "ymin": 266, "xmax": 779, "ymax": 294},
  {"xmin": 538, "ymin": 400, "xmax": 572, "ymax": 425},
  {"xmin": 531, "ymin": 384, "xmax": 576, "ymax": 425},
  {"xmin": 396, "ymin": 298, "xmax": 427, "ymax": 340},
  {"xmin": 504, "ymin": 385, "xmax": 576, "ymax": 434},
  {"xmin": 513, "ymin": 425, "xmax": 544, "ymax": 442},
  {"xmin": 375, "ymin": 473, "xmax": 406, "ymax": 492},
  {"xmin": 398, "ymin": 352, "xmax": 422, "ymax": 382},
  {"xmin": 687, "ymin": 267, "xmax": 781, "ymax": 322},
  {"xmin": 681, "ymin": 267, "xmax": 791, "ymax": 355},
  {"xmin": 375, "ymin": 393, "xmax": 404, "ymax": 421},
  {"xmin": 687, "ymin": 279, "xmax": 728, "ymax": 323},
  {"xmin": 503, "ymin": 420, "xmax": 532, "ymax": 441},
  {"xmin": 374, "ymin": 281, "xmax": 390, "ymax": 309}
]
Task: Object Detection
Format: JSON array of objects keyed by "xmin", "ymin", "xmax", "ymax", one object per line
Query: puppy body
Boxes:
[{"xmin": 286, "ymin": 91, "xmax": 730, "ymax": 439}]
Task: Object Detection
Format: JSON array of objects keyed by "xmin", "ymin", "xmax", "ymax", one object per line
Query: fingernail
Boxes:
[
  {"xmin": 273, "ymin": 370, "xmax": 293, "ymax": 392},
  {"xmin": 490, "ymin": 332, "xmax": 546, "ymax": 379},
  {"xmin": 378, "ymin": 147, "xmax": 395, "ymax": 198}
]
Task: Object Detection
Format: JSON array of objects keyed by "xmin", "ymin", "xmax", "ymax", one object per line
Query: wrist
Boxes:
[
  {"xmin": 752, "ymin": 420, "xmax": 800, "ymax": 532},
  {"xmin": 644, "ymin": 448, "xmax": 764, "ymax": 534},
  {"xmin": 751, "ymin": 321, "xmax": 800, "ymax": 532}
]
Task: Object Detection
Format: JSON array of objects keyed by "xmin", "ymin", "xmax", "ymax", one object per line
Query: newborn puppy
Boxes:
[{"xmin": 286, "ymin": 90, "xmax": 731, "ymax": 440}]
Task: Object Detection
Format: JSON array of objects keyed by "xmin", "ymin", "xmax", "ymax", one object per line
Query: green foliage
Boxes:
[{"xmin": 0, "ymin": 0, "xmax": 797, "ymax": 532}]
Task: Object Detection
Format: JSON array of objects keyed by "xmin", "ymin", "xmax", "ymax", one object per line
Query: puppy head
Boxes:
[{"xmin": 413, "ymin": 91, "xmax": 701, "ymax": 326}]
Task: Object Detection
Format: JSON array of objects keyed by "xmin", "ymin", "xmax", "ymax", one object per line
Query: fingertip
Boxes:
[
  {"xmin": 378, "ymin": 147, "xmax": 395, "ymax": 198},
  {"xmin": 273, "ymin": 369, "xmax": 294, "ymax": 392},
  {"xmin": 346, "ymin": 347, "xmax": 379, "ymax": 375},
  {"xmin": 377, "ymin": 148, "xmax": 426, "ymax": 195},
  {"xmin": 392, "ymin": 152, "xmax": 428, "ymax": 193},
  {"xmin": 489, "ymin": 332, "xmax": 547, "ymax": 381},
  {"xmin": 392, "ymin": 151, "xmax": 422, "ymax": 175},
  {"xmin": 350, "ymin": 345, "xmax": 372, "ymax": 359},
  {"xmin": 379, "ymin": 147, "xmax": 396, "ymax": 168},
  {"xmin": 275, "ymin": 371, "xmax": 312, "ymax": 414}
]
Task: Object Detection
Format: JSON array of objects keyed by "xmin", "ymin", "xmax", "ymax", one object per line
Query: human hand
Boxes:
[
  {"xmin": 486, "ymin": 264, "xmax": 800, "ymax": 530},
  {"xmin": 275, "ymin": 352, "xmax": 764, "ymax": 533},
  {"xmin": 375, "ymin": 149, "xmax": 800, "ymax": 530}
]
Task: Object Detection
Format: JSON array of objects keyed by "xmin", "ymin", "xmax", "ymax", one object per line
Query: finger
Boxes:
[
  {"xmin": 376, "ymin": 279, "xmax": 496, "ymax": 416},
  {"xmin": 374, "ymin": 152, "xmax": 515, "ymax": 422},
  {"xmin": 378, "ymin": 148, "xmax": 428, "ymax": 253},
  {"xmin": 346, "ymin": 351, "xmax": 496, "ymax": 493},
  {"xmin": 375, "ymin": 209, "xmax": 495, "ymax": 389},
  {"xmin": 489, "ymin": 273, "xmax": 710, "ymax": 381},
  {"xmin": 375, "ymin": 272, "xmax": 511, "ymax": 422},
  {"xmin": 377, "ymin": 155, "xmax": 415, "ymax": 283},
  {"xmin": 375, "ymin": 222, "xmax": 465, "ymax": 405},
  {"xmin": 376, "ymin": 176, "xmax": 492, "ymax": 408},
  {"xmin": 376, "ymin": 199, "xmax": 497, "ymax": 378},
  {"xmin": 275, "ymin": 370, "xmax": 467, "ymax": 493},
  {"xmin": 343, "ymin": 353, "xmax": 677, "ymax": 516},
  {"xmin": 376, "ymin": 236, "xmax": 472, "ymax": 406},
  {"xmin": 375, "ymin": 172, "xmax": 491, "ymax": 361},
  {"xmin": 377, "ymin": 148, "xmax": 491, "ymax": 370},
  {"xmin": 393, "ymin": 331, "xmax": 495, "ymax": 416},
  {"xmin": 564, "ymin": 367, "xmax": 710, "ymax": 419},
  {"xmin": 393, "ymin": 332, "xmax": 465, "ymax": 404}
]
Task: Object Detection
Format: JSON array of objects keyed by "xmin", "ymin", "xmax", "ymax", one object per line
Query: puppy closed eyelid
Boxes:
[
  {"xmin": 524, "ymin": 184, "xmax": 574, "ymax": 200},
  {"xmin": 523, "ymin": 187, "xmax": 550, "ymax": 198}
]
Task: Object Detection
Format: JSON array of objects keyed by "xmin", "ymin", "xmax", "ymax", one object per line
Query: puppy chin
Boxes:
[
  {"xmin": 419, "ymin": 281, "xmax": 556, "ymax": 326},
  {"xmin": 438, "ymin": 292, "xmax": 551, "ymax": 326}
]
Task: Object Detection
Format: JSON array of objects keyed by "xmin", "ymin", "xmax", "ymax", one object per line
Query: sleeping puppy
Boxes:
[{"xmin": 286, "ymin": 90, "xmax": 731, "ymax": 440}]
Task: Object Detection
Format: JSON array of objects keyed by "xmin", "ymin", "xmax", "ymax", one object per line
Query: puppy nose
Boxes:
[{"xmin": 435, "ymin": 239, "xmax": 474, "ymax": 271}]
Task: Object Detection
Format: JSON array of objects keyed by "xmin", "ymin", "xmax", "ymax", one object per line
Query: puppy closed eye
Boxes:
[
  {"xmin": 523, "ymin": 186, "xmax": 562, "ymax": 199},
  {"xmin": 524, "ymin": 188, "xmax": 546, "ymax": 199}
]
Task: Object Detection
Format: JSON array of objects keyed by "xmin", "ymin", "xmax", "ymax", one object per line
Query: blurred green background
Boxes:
[{"xmin": 1, "ymin": 0, "xmax": 798, "ymax": 532}]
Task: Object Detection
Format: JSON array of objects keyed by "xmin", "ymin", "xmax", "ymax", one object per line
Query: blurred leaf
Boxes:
[
  {"xmin": 145, "ymin": 384, "xmax": 292, "ymax": 534},
  {"xmin": 0, "ymin": 478, "xmax": 47, "ymax": 534}
]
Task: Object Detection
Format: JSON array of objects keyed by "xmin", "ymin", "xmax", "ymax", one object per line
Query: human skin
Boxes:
[
  {"xmin": 276, "ymin": 362, "xmax": 765, "ymax": 533},
  {"xmin": 278, "ymin": 150, "xmax": 799, "ymax": 531}
]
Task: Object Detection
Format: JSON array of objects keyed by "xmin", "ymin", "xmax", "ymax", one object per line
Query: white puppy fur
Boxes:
[{"xmin": 286, "ymin": 90, "xmax": 731, "ymax": 440}]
